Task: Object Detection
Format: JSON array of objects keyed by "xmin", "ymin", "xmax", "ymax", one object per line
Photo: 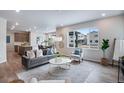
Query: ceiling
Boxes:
[{"xmin": 0, "ymin": 10, "xmax": 123, "ymax": 32}]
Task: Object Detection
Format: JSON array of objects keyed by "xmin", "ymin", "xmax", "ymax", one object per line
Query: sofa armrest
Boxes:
[
  {"xmin": 80, "ymin": 52, "xmax": 84, "ymax": 58},
  {"xmin": 22, "ymin": 55, "xmax": 30, "ymax": 59},
  {"xmin": 22, "ymin": 55, "xmax": 31, "ymax": 68}
]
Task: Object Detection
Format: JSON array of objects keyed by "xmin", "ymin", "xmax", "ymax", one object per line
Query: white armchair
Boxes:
[{"xmin": 70, "ymin": 48, "xmax": 84, "ymax": 63}]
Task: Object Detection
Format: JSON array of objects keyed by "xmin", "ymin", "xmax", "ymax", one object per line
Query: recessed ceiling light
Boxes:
[
  {"xmin": 16, "ymin": 10, "xmax": 20, "ymax": 13},
  {"xmin": 15, "ymin": 22, "xmax": 19, "ymax": 26},
  {"xmin": 101, "ymin": 13, "xmax": 106, "ymax": 17},
  {"xmin": 11, "ymin": 25, "xmax": 15, "ymax": 30}
]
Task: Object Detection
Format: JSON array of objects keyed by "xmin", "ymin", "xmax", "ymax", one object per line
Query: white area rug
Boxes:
[{"xmin": 17, "ymin": 62, "xmax": 92, "ymax": 83}]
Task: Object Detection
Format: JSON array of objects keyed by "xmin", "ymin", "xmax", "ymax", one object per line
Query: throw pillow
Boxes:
[
  {"xmin": 47, "ymin": 48, "xmax": 53, "ymax": 55},
  {"xmin": 27, "ymin": 50, "xmax": 35, "ymax": 58},
  {"xmin": 74, "ymin": 48, "xmax": 80, "ymax": 55},
  {"xmin": 36, "ymin": 49, "xmax": 43, "ymax": 57},
  {"xmin": 42, "ymin": 49, "xmax": 47, "ymax": 55},
  {"xmin": 38, "ymin": 45, "xmax": 44, "ymax": 49}
]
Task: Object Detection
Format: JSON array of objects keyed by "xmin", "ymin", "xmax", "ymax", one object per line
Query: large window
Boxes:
[{"xmin": 67, "ymin": 28, "xmax": 99, "ymax": 49}]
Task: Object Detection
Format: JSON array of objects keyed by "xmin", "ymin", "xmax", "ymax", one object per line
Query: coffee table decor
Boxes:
[{"xmin": 49, "ymin": 57, "xmax": 72, "ymax": 74}]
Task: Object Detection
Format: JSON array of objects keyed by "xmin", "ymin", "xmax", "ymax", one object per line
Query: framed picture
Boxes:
[{"xmin": 6, "ymin": 36, "xmax": 10, "ymax": 43}]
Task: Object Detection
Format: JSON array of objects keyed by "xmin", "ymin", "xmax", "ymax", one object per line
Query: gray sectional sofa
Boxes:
[{"xmin": 22, "ymin": 54, "xmax": 55, "ymax": 69}]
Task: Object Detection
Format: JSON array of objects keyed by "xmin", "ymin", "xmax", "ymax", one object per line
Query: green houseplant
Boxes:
[{"xmin": 101, "ymin": 39, "xmax": 109, "ymax": 65}]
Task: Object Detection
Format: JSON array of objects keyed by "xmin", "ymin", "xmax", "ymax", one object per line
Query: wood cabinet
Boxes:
[
  {"xmin": 14, "ymin": 45, "xmax": 32, "ymax": 55},
  {"xmin": 14, "ymin": 32, "xmax": 30, "ymax": 42},
  {"xmin": 18, "ymin": 46, "xmax": 32, "ymax": 55}
]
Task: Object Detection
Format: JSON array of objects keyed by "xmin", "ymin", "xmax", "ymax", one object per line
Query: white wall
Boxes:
[
  {"xmin": 0, "ymin": 17, "xmax": 7, "ymax": 63},
  {"xmin": 56, "ymin": 15, "xmax": 124, "ymax": 63}
]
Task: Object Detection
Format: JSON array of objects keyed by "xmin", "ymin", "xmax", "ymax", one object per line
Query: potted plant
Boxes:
[{"xmin": 101, "ymin": 39, "xmax": 110, "ymax": 65}]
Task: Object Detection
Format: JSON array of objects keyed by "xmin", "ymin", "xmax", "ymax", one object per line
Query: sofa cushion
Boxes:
[
  {"xmin": 36, "ymin": 49, "xmax": 43, "ymax": 57},
  {"xmin": 47, "ymin": 48, "xmax": 53, "ymax": 55},
  {"xmin": 27, "ymin": 50, "xmax": 35, "ymax": 59}
]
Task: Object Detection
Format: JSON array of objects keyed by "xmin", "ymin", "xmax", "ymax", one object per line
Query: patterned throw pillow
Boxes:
[
  {"xmin": 36, "ymin": 49, "xmax": 43, "ymax": 57},
  {"xmin": 47, "ymin": 48, "xmax": 53, "ymax": 55},
  {"xmin": 26, "ymin": 50, "xmax": 35, "ymax": 58}
]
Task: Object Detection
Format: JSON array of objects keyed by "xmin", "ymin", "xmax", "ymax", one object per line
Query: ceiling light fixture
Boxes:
[
  {"xmin": 15, "ymin": 22, "xmax": 19, "ymax": 26},
  {"xmin": 11, "ymin": 25, "xmax": 15, "ymax": 30},
  {"xmin": 101, "ymin": 13, "xmax": 106, "ymax": 17}
]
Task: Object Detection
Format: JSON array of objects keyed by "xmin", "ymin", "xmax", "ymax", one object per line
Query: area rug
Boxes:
[{"xmin": 17, "ymin": 62, "xmax": 93, "ymax": 83}]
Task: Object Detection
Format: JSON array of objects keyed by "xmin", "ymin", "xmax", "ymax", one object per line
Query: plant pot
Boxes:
[{"xmin": 101, "ymin": 58, "xmax": 108, "ymax": 65}]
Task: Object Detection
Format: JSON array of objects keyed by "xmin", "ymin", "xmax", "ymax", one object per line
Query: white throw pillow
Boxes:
[
  {"xmin": 36, "ymin": 49, "xmax": 43, "ymax": 57},
  {"xmin": 27, "ymin": 50, "xmax": 35, "ymax": 58}
]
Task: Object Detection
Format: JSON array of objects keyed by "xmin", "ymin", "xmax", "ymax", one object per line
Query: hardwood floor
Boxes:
[
  {"xmin": 0, "ymin": 48, "xmax": 23, "ymax": 83},
  {"xmin": 0, "ymin": 47, "xmax": 119, "ymax": 83},
  {"xmin": 7, "ymin": 50, "xmax": 23, "ymax": 73},
  {"xmin": 0, "ymin": 62, "xmax": 18, "ymax": 83}
]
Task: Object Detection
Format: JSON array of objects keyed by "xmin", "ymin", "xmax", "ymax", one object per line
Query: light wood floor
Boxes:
[{"xmin": 0, "ymin": 48, "xmax": 23, "ymax": 83}]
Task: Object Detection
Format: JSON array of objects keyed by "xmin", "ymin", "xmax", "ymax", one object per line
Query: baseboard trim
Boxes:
[
  {"xmin": 83, "ymin": 59, "xmax": 116, "ymax": 67},
  {"xmin": 83, "ymin": 59, "xmax": 100, "ymax": 63},
  {"xmin": 64, "ymin": 55, "xmax": 115, "ymax": 66}
]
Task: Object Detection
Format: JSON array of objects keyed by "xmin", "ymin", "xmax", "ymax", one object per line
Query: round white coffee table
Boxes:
[{"xmin": 49, "ymin": 57, "xmax": 72, "ymax": 74}]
